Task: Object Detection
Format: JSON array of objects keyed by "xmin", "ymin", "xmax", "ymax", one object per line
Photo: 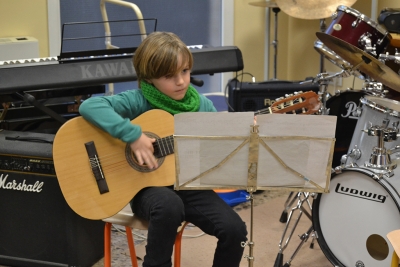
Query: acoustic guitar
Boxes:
[{"xmin": 53, "ymin": 91, "xmax": 320, "ymax": 220}]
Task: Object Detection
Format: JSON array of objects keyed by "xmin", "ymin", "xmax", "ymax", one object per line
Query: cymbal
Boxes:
[
  {"xmin": 249, "ymin": 1, "xmax": 278, "ymax": 8},
  {"xmin": 275, "ymin": 0, "xmax": 357, "ymax": 19},
  {"xmin": 316, "ymin": 32, "xmax": 400, "ymax": 92}
]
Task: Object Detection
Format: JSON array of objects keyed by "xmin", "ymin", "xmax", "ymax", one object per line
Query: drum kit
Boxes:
[{"xmin": 252, "ymin": 1, "xmax": 400, "ymax": 267}]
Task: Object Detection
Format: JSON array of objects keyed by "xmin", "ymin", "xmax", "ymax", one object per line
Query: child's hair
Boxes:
[{"xmin": 133, "ymin": 31, "xmax": 193, "ymax": 87}]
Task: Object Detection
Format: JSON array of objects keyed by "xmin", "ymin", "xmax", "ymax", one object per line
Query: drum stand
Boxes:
[
  {"xmin": 273, "ymin": 192, "xmax": 315, "ymax": 267},
  {"xmin": 271, "ymin": 7, "xmax": 280, "ymax": 80},
  {"xmin": 319, "ymin": 19, "xmax": 326, "ymax": 73},
  {"xmin": 275, "ymin": 69, "xmax": 349, "ymax": 267},
  {"xmin": 301, "ymin": 70, "xmax": 350, "ymax": 115}
]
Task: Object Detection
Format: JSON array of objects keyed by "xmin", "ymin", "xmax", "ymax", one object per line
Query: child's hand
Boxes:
[{"xmin": 130, "ymin": 133, "xmax": 158, "ymax": 169}]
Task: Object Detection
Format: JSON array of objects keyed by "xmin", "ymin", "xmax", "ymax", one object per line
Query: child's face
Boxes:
[{"xmin": 148, "ymin": 55, "xmax": 191, "ymax": 101}]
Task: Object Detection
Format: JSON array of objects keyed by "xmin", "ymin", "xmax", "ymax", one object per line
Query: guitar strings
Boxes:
[{"xmin": 85, "ymin": 135, "xmax": 174, "ymax": 173}]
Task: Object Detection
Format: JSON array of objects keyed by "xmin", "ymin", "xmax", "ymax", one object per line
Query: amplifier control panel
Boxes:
[{"xmin": 0, "ymin": 155, "xmax": 55, "ymax": 175}]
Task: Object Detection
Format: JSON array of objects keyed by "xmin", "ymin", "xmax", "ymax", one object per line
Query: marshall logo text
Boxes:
[
  {"xmin": 335, "ymin": 182, "xmax": 386, "ymax": 203},
  {"xmin": 0, "ymin": 174, "xmax": 43, "ymax": 193}
]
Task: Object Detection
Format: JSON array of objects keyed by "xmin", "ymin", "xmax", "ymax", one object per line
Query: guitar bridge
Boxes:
[{"xmin": 85, "ymin": 141, "xmax": 109, "ymax": 194}]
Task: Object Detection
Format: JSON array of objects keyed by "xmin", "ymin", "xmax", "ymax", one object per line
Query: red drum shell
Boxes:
[{"xmin": 325, "ymin": 5, "xmax": 391, "ymax": 58}]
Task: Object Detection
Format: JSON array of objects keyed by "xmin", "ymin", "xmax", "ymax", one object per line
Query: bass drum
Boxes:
[
  {"xmin": 312, "ymin": 168, "xmax": 400, "ymax": 267},
  {"xmin": 326, "ymin": 91, "xmax": 364, "ymax": 167}
]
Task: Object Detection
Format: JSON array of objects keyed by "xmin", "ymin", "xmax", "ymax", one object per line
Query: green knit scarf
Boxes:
[{"xmin": 140, "ymin": 81, "xmax": 200, "ymax": 115}]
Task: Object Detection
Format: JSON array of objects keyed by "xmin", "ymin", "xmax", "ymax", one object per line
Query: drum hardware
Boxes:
[
  {"xmin": 362, "ymin": 81, "xmax": 387, "ymax": 97},
  {"xmin": 301, "ymin": 70, "xmax": 352, "ymax": 115},
  {"xmin": 344, "ymin": 96, "xmax": 400, "ymax": 172},
  {"xmin": 271, "ymin": 6, "xmax": 280, "ymax": 80},
  {"xmin": 314, "ymin": 40, "xmax": 365, "ymax": 80},
  {"xmin": 359, "ymin": 32, "xmax": 379, "ymax": 57},
  {"xmin": 250, "ymin": 1, "xmax": 280, "ymax": 80},
  {"xmin": 279, "ymin": 192, "xmax": 296, "ymax": 223},
  {"xmin": 281, "ymin": 226, "xmax": 316, "ymax": 267},
  {"xmin": 316, "ymin": 32, "xmax": 400, "ymax": 92},
  {"xmin": 362, "ymin": 120, "xmax": 399, "ymax": 172},
  {"xmin": 273, "ymin": 192, "xmax": 314, "ymax": 267},
  {"xmin": 319, "ymin": 19, "xmax": 327, "ymax": 73},
  {"xmin": 342, "ymin": 119, "xmax": 399, "ymax": 175},
  {"xmin": 379, "ymin": 50, "xmax": 400, "ymax": 65},
  {"xmin": 340, "ymin": 145, "xmax": 361, "ymax": 166}
]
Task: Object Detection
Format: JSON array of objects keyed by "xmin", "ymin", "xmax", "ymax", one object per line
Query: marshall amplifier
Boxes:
[
  {"xmin": 227, "ymin": 79, "xmax": 320, "ymax": 112},
  {"xmin": 0, "ymin": 130, "xmax": 104, "ymax": 267}
]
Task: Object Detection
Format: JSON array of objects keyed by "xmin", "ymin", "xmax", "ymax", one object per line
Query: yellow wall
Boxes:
[
  {"xmin": 2, "ymin": 0, "xmax": 400, "ymax": 93},
  {"xmin": 0, "ymin": 0, "xmax": 49, "ymax": 58},
  {"xmin": 234, "ymin": 0, "xmax": 400, "ymax": 94}
]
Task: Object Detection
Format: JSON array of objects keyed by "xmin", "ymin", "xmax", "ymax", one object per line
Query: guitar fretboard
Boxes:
[{"xmin": 154, "ymin": 135, "xmax": 174, "ymax": 158}]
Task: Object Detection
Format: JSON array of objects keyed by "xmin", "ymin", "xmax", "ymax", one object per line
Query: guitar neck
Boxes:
[
  {"xmin": 254, "ymin": 107, "xmax": 273, "ymax": 115},
  {"xmin": 154, "ymin": 135, "xmax": 175, "ymax": 158}
]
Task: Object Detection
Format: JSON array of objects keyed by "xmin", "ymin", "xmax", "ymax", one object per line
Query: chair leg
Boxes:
[
  {"xmin": 105, "ymin": 223, "xmax": 139, "ymax": 267},
  {"xmin": 174, "ymin": 221, "xmax": 189, "ymax": 267},
  {"xmin": 391, "ymin": 251, "xmax": 399, "ymax": 267},
  {"xmin": 125, "ymin": 226, "xmax": 139, "ymax": 267},
  {"xmin": 104, "ymin": 222, "xmax": 112, "ymax": 267}
]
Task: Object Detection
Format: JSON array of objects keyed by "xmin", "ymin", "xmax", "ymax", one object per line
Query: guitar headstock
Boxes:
[{"xmin": 256, "ymin": 91, "xmax": 321, "ymax": 115}]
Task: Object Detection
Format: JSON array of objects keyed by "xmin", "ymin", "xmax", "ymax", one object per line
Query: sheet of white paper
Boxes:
[{"xmin": 174, "ymin": 113, "xmax": 336, "ymax": 191}]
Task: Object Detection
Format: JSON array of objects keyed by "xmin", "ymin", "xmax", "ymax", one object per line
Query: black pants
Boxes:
[{"xmin": 131, "ymin": 186, "xmax": 248, "ymax": 267}]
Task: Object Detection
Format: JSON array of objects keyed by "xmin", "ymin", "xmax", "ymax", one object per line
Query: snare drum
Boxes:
[
  {"xmin": 346, "ymin": 96, "xmax": 400, "ymax": 167},
  {"xmin": 325, "ymin": 5, "xmax": 391, "ymax": 58},
  {"xmin": 326, "ymin": 90, "xmax": 364, "ymax": 167},
  {"xmin": 314, "ymin": 40, "xmax": 365, "ymax": 79},
  {"xmin": 312, "ymin": 167, "xmax": 400, "ymax": 267}
]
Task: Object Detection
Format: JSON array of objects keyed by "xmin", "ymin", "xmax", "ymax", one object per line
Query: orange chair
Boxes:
[{"xmin": 103, "ymin": 209, "xmax": 188, "ymax": 267}]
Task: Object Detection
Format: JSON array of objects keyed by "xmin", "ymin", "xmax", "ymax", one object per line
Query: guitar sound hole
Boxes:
[{"xmin": 125, "ymin": 131, "xmax": 165, "ymax": 172}]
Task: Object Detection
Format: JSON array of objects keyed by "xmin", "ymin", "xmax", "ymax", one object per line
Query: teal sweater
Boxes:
[{"xmin": 79, "ymin": 89, "xmax": 217, "ymax": 143}]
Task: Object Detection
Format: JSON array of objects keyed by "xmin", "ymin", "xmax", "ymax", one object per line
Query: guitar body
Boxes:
[{"xmin": 53, "ymin": 109, "xmax": 175, "ymax": 220}]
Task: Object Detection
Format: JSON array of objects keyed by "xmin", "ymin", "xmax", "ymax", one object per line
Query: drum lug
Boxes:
[
  {"xmin": 351, "ymin": 17, "xmax": 362, "ymax": 28},
  {"xmin": 334, "ymin": 165, "xmax": 343, "ymax": 174},
  {"xmin": 347, "ymin": 145, "xmax": 362, "ymax": 160}
]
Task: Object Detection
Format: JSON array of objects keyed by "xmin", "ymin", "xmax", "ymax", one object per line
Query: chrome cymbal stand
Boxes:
[
  {"xmin": 319, "ymin": 19, "xmax": 326, "ymax": 73},
  {"xmin": 273, "ymin": 192, "xmax": 314, "ymax": 267},
  {"xmin": 279, "ymin": 192, "xmax": 296, "ymax": 223},
  {"xmin": 300, "ymin": 70, "xmax": 352, "ymax": 115},
  {"xmin": 271, "ymin": 7, "xmax": 280, "ymax": 80}
]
